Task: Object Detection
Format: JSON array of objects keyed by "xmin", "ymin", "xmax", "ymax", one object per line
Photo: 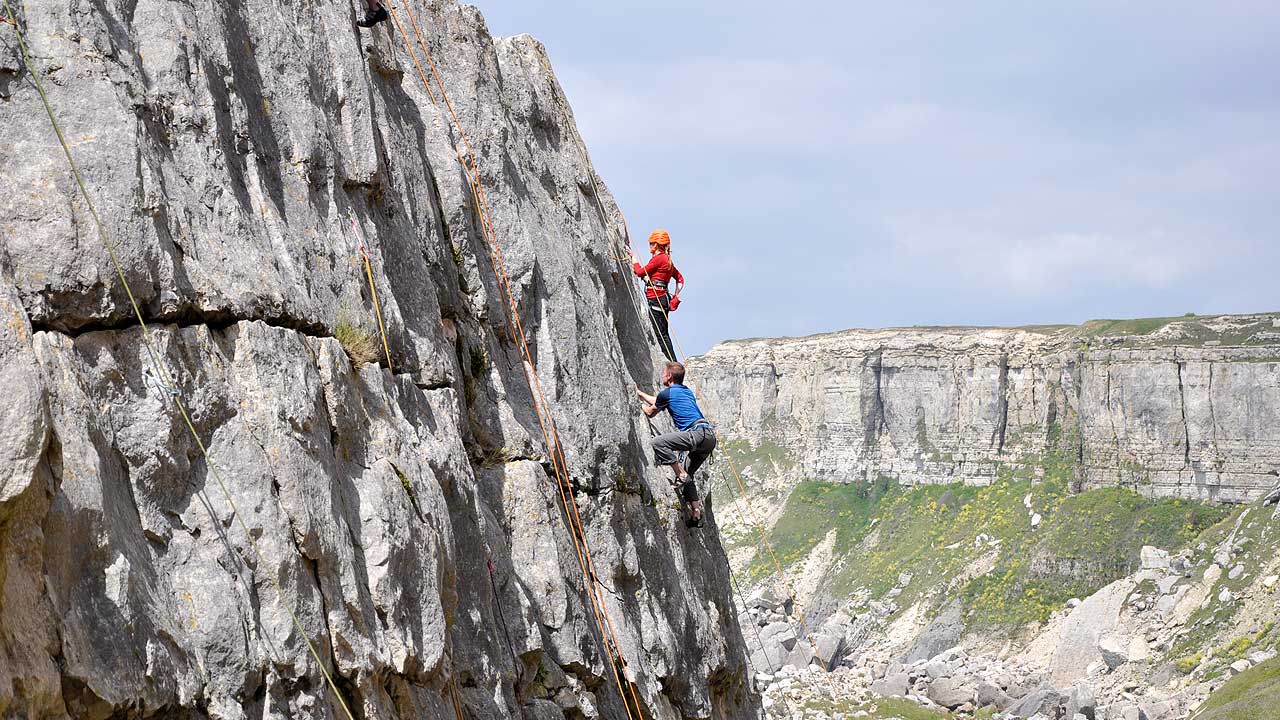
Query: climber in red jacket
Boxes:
[{"xmin": 629, "ymin": 230, "xmax": 683, "ymax": 362}]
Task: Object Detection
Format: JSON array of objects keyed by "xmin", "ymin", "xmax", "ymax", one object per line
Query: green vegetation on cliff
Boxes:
[
  {"xmin": 1193, "ymin": 657, "xmax": 1280, "ymax": 720},
  {"xmin": 748, "ymin": 450, "xmax": 1227, "ymax": 629},
  {"xmin": 1073, "ymin": 312, "xmax": 1279, "ymax": 348}
]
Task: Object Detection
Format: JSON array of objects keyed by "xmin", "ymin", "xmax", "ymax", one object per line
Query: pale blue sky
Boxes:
[{"xmin": 476, "ymin": 2, "xmax": 1280, "ymax": 354}]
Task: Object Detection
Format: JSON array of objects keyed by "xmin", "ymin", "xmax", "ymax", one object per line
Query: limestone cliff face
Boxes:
[
  {"xmin": 0, "ymin": 2, "xmax": 758, "ymax": 719},
  {"xmin": 690, "ymin": 315, "xmax": 1280, "ymax": 503}
]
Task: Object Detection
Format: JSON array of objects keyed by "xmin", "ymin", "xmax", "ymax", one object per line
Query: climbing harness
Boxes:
[
  {"xmin": 614, "ymin": 209, "xmax": 842, "ymax": 700},
  {"xmin": 349, "ymin": 214, "xmax": 394, "ymax": 371},
  {"xmin": 383, "ymin": 5, "xmax": 647, "ymax": 717},
  {"xmin": 1, "ymin": 4, "xmax": 357, "ymax": 718}
]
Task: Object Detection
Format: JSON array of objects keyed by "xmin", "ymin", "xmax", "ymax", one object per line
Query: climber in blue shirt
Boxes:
[{"xmin": 637, "ymin": 361, "xmax": 717, "ymax": 528}]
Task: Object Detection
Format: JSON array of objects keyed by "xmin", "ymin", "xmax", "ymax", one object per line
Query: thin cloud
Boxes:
[{"xmin": 480, "ymin": 1, "xmax": 1280, "ymax": 352}]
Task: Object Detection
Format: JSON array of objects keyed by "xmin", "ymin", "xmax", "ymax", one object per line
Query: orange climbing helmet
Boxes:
[{"xmin": 648, "ymin": 229, "xmax": 671, "ymax": 248}]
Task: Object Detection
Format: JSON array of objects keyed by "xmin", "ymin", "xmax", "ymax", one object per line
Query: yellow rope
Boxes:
[
  {"xmin": 2, "ymin": 5, "xmax": 356, "ymax": 716},
  {"xmin": 381, "ymin": 1, "xmax": 437, "ymax": 106},
  {"xmin": 350, "ymin": 217, "xmax": 394, "ymax": 372},
  {"xmin": 363, "ymin": 252, "xmax": 393, "ymax": 372}
]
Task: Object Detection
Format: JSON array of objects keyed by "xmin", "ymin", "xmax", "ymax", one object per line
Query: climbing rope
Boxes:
[
  {"xmin": 727, "ymin": 542, "xmax": 779, "ymax": 676},
  {"xmin": 443, "ymin": 643, "xmax": 470, "ymax": 720},
  {"xmin": 380, "ymin": 2, "xmax": 436, "ymax": 105},
  {"xmin": 537, "ymin": 43, "xmax": 830, "ymax": 694},
  {"xmin": 349, "ymin": 215, "xmax": 394, "ymax": 372},
  {"xmin": 381, "ymin": 5, "xmax": 647, "ymax": 718},
  {"xmin": 614, "ymin": 228, "xmax": 835, "ymax": 687},
  {"xmin": 562, "ymin": 111, "xmax": 839, "ymax": 689},
  {"xmin": 1, "ymin": 4, "xmax": 357, "ymax": 718},
  {"xmin": 616, "ymin": 223, "xmax": 842, "ymax": 699}
]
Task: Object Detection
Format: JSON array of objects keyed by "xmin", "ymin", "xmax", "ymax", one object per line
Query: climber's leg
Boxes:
[
  {"xmin": 652, "ymin": 428, "xmax": 696, "ymax": 479},
  {"xmin": 684, "ymin": 425, "xmax": 718, "ymax": 477},
  {"xmin": 653, "ymin": 428, "xmax": 710, "ymax": 527},
  {"xmin": 680, "ymin": 426, "xmax": 716, "ymax": 527},
  {"xmin": 648, "ymin": 297, "xmax": 676, "ymax": 362},
  {"xmin": 356, "ymin": 1, "xmax": 389, "ymax": 27}
]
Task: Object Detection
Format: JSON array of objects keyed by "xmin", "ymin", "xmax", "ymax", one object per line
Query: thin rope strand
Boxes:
[{"xmin": 3, "ymin": 5, "xmax": 356, "ymax": 716}]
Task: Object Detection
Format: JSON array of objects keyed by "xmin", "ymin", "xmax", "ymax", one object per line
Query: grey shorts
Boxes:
[{"xmin": 651, "ymin": 424, "xmax": 717, "ymax": 477}]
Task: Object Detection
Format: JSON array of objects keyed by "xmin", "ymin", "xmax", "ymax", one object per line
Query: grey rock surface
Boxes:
[
  {"xmin": 1050, "ymin": 579, "xmax": 1134, "ymax": 686},
  {"xmin": 0, "ymin": 1, "xmax": 758, "ymax": 718},
  {"xmin": 975, "ymin": 681, "xmax": 1013, "ymax": 710},
  {"xmin": 869, "ymin": 672, "xmax": 910, "ymax": 698},
  {"xmin": 1008, "ymin": 686, "xmax": 1064, "ymax": 719},
  {"xmin": 904, "ymin": 601, "xmax": 965, "ymax": 663},
  {"xmin": 924, "ymin": 676, "xmax": 974, "ymax": 709},
  {"xmin": 1066, "ymin": 683, "xmax": 1097, "ymax": 720},
  {"xmin": 689, "ymin": 319, "xmax": 1280, "ymax": 503}
]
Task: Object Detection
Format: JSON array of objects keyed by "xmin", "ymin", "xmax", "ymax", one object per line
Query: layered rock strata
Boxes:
[
  {"xmin": 0, "ymin": 2, "xmax": 758, "ymax": 718},
  {"xmin": 691, "ymin": 316, "xmax": 1280, "ymax": 503}
]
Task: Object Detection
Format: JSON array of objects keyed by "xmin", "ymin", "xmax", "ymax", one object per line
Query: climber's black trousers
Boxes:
[{"xmin": 647, "ymin": 296, "xmax": 676, "ymax": 362}]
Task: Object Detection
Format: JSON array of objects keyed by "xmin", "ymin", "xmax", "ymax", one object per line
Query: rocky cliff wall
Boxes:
[
  {"xmin": 690, "ymin": 315, "xmax": 1280, "ymax": 503},
  {"xmin": 0, "ymin": 2, "xmax": 758, "ymax": 718}
]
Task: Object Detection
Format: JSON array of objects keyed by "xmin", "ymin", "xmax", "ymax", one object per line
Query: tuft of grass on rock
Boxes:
[
  {"xmin": 1176, "ymin": 653, "xmax": 1204, "ymax": 674},
  {"xmin": 335, "ymin": 308, "xmax": 381, "ymax": 366}
]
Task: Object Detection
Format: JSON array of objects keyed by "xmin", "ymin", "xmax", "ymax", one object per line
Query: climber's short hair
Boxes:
[{"xmin": 665, "ymin": 361, "xmax": 685, "ymax": 384}]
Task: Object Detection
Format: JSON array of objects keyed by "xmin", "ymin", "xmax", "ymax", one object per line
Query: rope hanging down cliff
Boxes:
[
  {"xmin": 552, "ymin": 84, "xmax": 837, "ymax": 683},
  {"xmin": 349, "ymin": 215, "xmax": 395, "ymax": 372},
  {"xmin": 607, "ymin": 217, "xmax": 842, "ymax": 697},
  {"xmin": 544, "ymin": 57, "xmax": 806, "ymax": 682},
  {"xmin": 1, "ymin": 5, "xmax": 358, "ymax": 719},
  {"xmin": 378, "ymin": 4, "xmax": 648, "ymax": 718}
]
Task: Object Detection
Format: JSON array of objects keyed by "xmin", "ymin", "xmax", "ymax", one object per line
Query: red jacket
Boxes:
[{"xmin": 633, "ymin": 252, "xmax": 683, "ymax": 299}]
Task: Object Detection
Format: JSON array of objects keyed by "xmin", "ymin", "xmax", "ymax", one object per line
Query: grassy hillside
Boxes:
[
  {"xmin": 1193, "ymin": 657, "xmax": 1280, "ymax": 720},
  {"xmin": 740, "ymin": 450, "xmax": 1227, "ymax": 629},
  {"xmin": 1072, "ymin": 313, "xmax": 1279, "ymax": 348}
]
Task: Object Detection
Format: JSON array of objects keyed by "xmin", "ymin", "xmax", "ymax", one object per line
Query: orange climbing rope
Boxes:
[
  {"xmin": 619, "ymin": 225, "xmax": 842, "ymax": 700},
  {"xmin": 381, "ymin": 2, "xmax": 437, "ymax": 105},
  {"xmin": 538, "ymin": 46, "xmax": 816, "ymax": 687},
  {"xmin": 1, "ymin": 4, "xmax": 358, "ymax": 718},
  {"xmin": 382, "ymin": 4, "xmax": 647, "ymax": 718}
]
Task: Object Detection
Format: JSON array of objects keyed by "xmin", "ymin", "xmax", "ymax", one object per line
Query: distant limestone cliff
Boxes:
[
  {"xmin": 691, "ymin": 313, "xmax": 1280, "ymax": 504},
  {"xmin": 691, "ymin": 316, "xmax": 1280, "ymax": 719}
]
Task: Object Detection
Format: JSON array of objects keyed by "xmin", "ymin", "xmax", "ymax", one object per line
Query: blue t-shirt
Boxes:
[{"xmin": 656, "ymin": 384, "xmax": 706, "ymax": 430}]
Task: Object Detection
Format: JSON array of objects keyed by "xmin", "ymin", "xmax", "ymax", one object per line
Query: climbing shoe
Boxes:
[
  {"xmin": 685, "ymin": 514, "xmax": 704, "ymax": 529},
  {"xmin": 356, "ymin": 5, "xmax": 389, "ymax": 27}
]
